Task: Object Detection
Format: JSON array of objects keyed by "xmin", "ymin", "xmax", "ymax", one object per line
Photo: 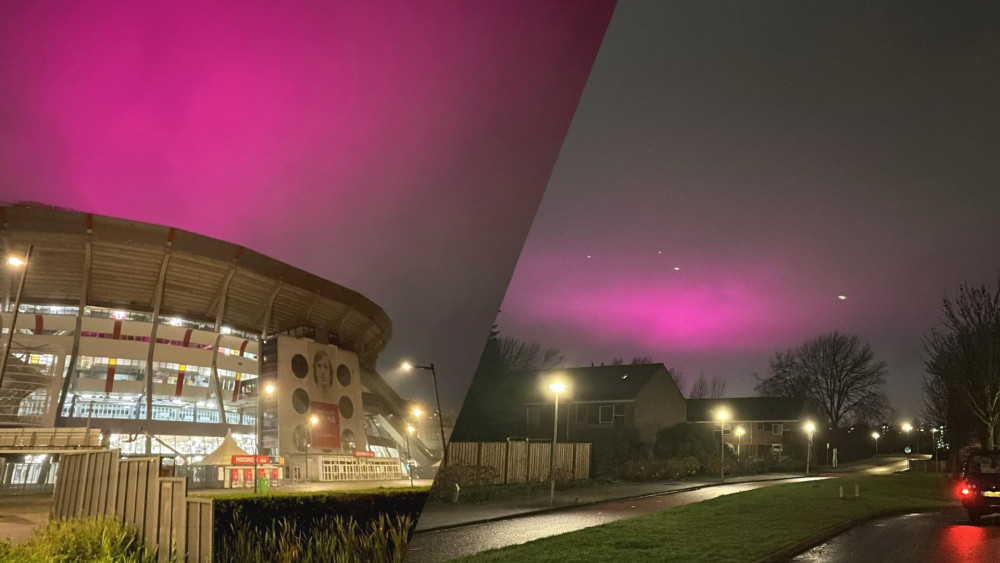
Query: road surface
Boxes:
[
  {"xmin": 404, "ymin": 477, "xmax": 826, "ymax": 562},
  {"xmin": 792, "ymin": 507, "xmax": 1000, "ymax": 563}
]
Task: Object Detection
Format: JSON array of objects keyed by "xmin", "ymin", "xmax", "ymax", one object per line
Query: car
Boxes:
[{"xmin": 958, "ymin": 449, "xmax": 1000, "ymax": 523}]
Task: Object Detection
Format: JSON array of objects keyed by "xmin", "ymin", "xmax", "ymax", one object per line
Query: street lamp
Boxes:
[
  {"xmin": 0, "ymin": 245, "xmax": 32, "ymax": 391},
  {"xmin": 305, "ymin": 414, "xmax": 318, "ymax": 482},
  {"xmin": 412, "ymin": 406, "xmax": 423, "ymax": 418},
  {"xmin": 735, "ymin": 427, "xmax": 745, "ymax": 459},
  {"xmin": 716, "ymin": 409, "xmax": 729, "ymax": 483},
  {"xmin": 902, "ymin": 423, "xmax": 913, "ymax": 468},
  {"xmin": 804, "ymin": 422, "xmax": 816, "ymax": 475},
  {"xmin": 402, "ymin": 361, "xmax": 449, "ymax": 465},
  {"xmin": 405, "ymin": 424, "xmax": 415, "ymax": 487},
  {"xmin": 548, "ymin": 381, "xmax": 566, "ymax": 506},
  {"xmin": 254, "ymin": 379, "xmax": 276, "ymax": 493},
  {"xmin": 872, "ymin": 431, "xmax": 880, "ymax": 457},
  {"xmin": 931, "ymin": 428, "xmax": 940, "ymax": 471}
]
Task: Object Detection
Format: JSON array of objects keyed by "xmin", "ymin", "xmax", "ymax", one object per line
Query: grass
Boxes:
[
  {"xmin": 453, "ymin": 473, "xmax": 957, "ymax": 563},
  {"xmin": 0, "ymin": 517, "xmax": 161, "ymax": 563}
]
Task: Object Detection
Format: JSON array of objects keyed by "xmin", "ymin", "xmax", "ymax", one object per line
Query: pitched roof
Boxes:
[
  {"xmin": 519, "ymin": 363, "xmax": 674, "ymax": 403},
  {"xmin": 195, "ymin": 430, "xmax": 251, "ymax": 465},
  {"xmin": 686, "ymin": 397, "xmax": 808, "ymax": 422}
]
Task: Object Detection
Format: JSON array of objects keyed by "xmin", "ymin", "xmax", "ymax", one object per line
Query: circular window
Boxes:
[
  {"xmin": 291, "ymin": 354, "xmax": 309, "ymax": 378},
  {"xmin": 341, "ymin": 429, "xmax": 356, "ymax": 451},
  {"xmin": 337, "ymin": 364, "xmax": 351, "ymax": 387},
  {"xmin": 339, "ymin": 396, "xmax": 354, "ymax": 419},
  {"xmin": 292, "ymin": 425, "xmax": 312, "ymax": 452},
  {"xmin": 291, "ymin": 388, "xmax": 310, "ymax": 414}
]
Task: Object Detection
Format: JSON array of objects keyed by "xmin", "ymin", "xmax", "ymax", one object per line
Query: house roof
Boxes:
[
  {"xmin": 686, "ymin": 397, "xmax": 808, "ymax": 422},
  {"xmin": 519, "ymin": 363, "xmax": 674, "ymax": 403}
]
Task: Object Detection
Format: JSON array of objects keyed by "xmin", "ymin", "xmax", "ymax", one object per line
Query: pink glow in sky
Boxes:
[{"xmin": 0, "ymin": 1, "xmax": 617, "ymax": 408}]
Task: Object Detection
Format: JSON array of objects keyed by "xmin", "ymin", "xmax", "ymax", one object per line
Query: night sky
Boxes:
[
  {"xmin": 498, "ymin": 2, "xmax": 1000, "ymax": 420},
  {"xmin": 0, "ymin": 1, "xmax": 616, "ymax": 411}
]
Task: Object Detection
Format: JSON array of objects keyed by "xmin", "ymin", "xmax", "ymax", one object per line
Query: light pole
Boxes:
[
  {"xmin": 0, "ymin": 246, "xmax": 32, "ymax": 391},
  {"xmin": 402, "ymin": 362, "xmax": 448, "ymax": 466},
  {"xmin": 735, "ymin": 427, "xmax": 745, "ymax": 460},
  {"xmin": 872, "ymin": 431, "xmax": 880, "ymax": 458},
  {"xmin": 405, "ymin": 424, "xmax": 415, "ymax": 487},
  {"xmin": 902, "ymin": 423, "xmax": 913, "ymax": 468},
  {"xmin": 804, "ymin": 422, "xmax": 815, "ymax": 475},
  {"xmin": 548, "ymin": 381, "xmax": 566, "ymax": 506},
  {"xmin": 931, "ymin": 427, "xmax": 940, "ymax": 471},
  {"xmin": 254, "ymin": 381, "xmax": 276, "ymax": 493},
  {"xmin": 306, "ymin": 414, "xmax": 318, "ymax": 482},
  {"xmin": 717, "ymin": 409, "xmax": 729, "ymax": 483}
]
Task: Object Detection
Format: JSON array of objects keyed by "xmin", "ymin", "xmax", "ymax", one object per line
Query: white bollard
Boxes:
[
  {"xmin": 839, "ymin": 485, "xmax": 844, "ymax": 499},
  {"xmin": 855, "ymin": 484, "xmax": 860, "ymax": 497}
]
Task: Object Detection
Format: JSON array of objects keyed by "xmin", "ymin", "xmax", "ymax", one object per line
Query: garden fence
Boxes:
[{"xmin": 447, "ymin": 441, "xmax": 590, "ymax": 483}]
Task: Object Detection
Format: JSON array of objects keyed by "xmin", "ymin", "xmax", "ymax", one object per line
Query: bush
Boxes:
[
  {"xmin": 621, "ymin": 457, "xmax": 700, "ymax": 481},
  {"xmin": 591, "ymin": 427, "xmax": 647, "ymax": 479},
  {"xmin": 653, "ymin": 423, "xmax": 719, "ymax": 467},
  {"xmin": 212, "ymin": 488, "xmax": 427, "ymax": 556},
  {"xmin": 216, "ymin": 512, "xmax": 412, "ymax": 563},
  {"xmin": 0, "ymin": 517, "xmax": 160, "ymax": 562}
]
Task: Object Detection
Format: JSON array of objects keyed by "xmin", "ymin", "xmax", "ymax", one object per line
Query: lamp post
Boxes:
[
  {"xmin": 402, "ymin": 362, "xmax": 448, "ymax": 466},
  {"xmin": 253, "ymin": 381, "xmax": 276, "ymax": 493},
  {"xmin": 902, "ymin": 423, "xmax": 913, "ymax": 468},
  {"xmin": 872, "ymin": 431, "xmax": 880, "ymax": 458},
  {"xmin": 931, "ymin": 427, "xmax": 940, "ymax": 471},
  {"xmin": 0, "ymin": 246, "xmax": 32, "ymax": 391},
  {"xmin": 548, "ymin": 381, "xmax": 566, "ymax": 506},
  {"xmin": 717, "ymin": 409, "xmax": 729, "ymax": 483},
  {"xmin": 306, "ymin": 414, "xmax": 318, "ymax": 482},
  {"xmin": 405, "ymin": 424, "xmax": 415, "ymax": 487},
  {"xmin": 735, "ymin": 427, "xmax": 745, "ymax": 460},
  {"xmin": 804, "ymin": 422, "xmax": 815, "ymax": 475}
]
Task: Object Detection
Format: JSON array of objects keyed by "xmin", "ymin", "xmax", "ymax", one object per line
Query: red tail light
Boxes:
[{"xmin": 959, "ymin": 482, "xmax": 972, "ymax": 497}]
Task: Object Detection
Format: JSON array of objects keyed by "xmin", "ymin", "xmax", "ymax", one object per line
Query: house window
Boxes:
[
  {"xmin": 576, "ymin": 404, "xmax": 588, "ymax": 423},
  {"xmin": 613, "ymin": 403, "xmax": 625, "ymax": 426},
  {"xmin": 599, "ymin": 405, "xmax": 614, "ymax": 424},
  {"xmin": 756, "ymin": 422, "xmax": 765, "ymax": 431},
  {"xmin": 722, "ymin": 423, "xmax": 732, "ymax": 436},
  {"xmin": 772, "ymin": 444, "xmax": 783, "ymax": 453},
  {"xmin": 772, "ymin": 423, "xmax": 783, "ymax": 435}
]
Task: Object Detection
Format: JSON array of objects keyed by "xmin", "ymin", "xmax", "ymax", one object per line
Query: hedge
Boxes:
[{"xmin": 212, "ymin": 488, "xmax": 428, "ymax": 555}]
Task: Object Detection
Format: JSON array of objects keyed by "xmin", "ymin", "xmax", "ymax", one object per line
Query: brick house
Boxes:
[{"xmin": 686, "ymin": 397, "xmax": 816, "ymax": 458}]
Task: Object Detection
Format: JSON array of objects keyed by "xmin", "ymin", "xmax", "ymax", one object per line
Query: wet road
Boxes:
[
  {"xmin": 405, "ymin": 477, "xmax": 825, "ymax": 562},
  {"xmin": 792, "ymin": 507, "xmax": 1000, "ymax": 563}
]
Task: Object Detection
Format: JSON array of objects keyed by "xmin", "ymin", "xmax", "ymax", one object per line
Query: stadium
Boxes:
[{"xmin": 0, "ymin": 204, "xmax": 437, "ymax": 489}]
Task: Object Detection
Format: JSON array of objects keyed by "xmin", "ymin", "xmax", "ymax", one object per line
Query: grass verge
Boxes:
[{"xmin": 454, "ymin": 473, "xmax": 956, "ymax": 563}]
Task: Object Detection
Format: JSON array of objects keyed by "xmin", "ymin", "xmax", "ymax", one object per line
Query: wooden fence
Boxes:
[
  {"xmin": 51, "ymin": 450, "xmax": 211, "ymax": 562},
  {"xmin": 447, "ymin": 441, "xmax": 591, "ymax": 483}
]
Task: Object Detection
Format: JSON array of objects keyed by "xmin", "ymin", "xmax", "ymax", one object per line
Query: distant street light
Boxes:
[
  {"xmin": 717, "ymin": 409, "xmax": 729, "ymax": 483},
  {"xmin": 872, "ymin": 431, "xmax": 880, "ymax": 457},
  {"xmin": 0, "ymin": 245, "xmax": 32, "ymax": 391},
  {"xmin": 548, "ymin": 380, "xmax": 566, "ymax": 506},
  {"xmin": 931, "ymin": 428, "xmax": 940, "ymax": 471},
  {"xmin": 804, "ymin": 422, "xmax": 816, "ymax": 475},
  {"xmin": 405, "ymin": 425, "xmax": 416, "ymax": 487},
  {"xmin": 902, "ymin": 423, "xmax": 913, "ymax": 467},
  {"xmin": 402, "ymin": 361, "xmax": 448, "ymax": 465},
  {"xmin": 735, "ymin": 427, "xmax": 745, "ymax": 459},
  {"xmin": 412, "ymin": 406, "xmax": 423, "ymax": 418}
]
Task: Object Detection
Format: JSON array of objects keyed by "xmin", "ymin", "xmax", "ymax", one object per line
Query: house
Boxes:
[
  {"xmin": 686, "ymin": 397, "xmax": 816, "ymax": 458},
  {"xmin": 520, "ymin": 363, "xmax": 687, "ymax": 443}
]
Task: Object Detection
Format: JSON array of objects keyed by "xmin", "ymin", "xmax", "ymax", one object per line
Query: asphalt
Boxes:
[
  {"xmin": 404, "ymin": 476, "xmax": 827, "ymax": 563},
  {"xmin": 791, "ymin": 507, "xmax": 1000, "ymax": 563}
]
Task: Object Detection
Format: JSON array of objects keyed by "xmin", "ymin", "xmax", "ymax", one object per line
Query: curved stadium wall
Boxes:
[{"xmin": 0, "ymin": 205, "xmax": 392, "ymax": 466}]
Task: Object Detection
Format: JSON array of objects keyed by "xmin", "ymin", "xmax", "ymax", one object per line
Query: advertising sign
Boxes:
[
  {"xmin": 311, "ymin": 401, "xmax": 342, "ymax": 449},
  {"xmin": 352, "ymin": 450, "xmax": 376, "ymax": 458},
  {"xmin": 231, "ymin": 455, "xmax": 270, "ymax": 465}
]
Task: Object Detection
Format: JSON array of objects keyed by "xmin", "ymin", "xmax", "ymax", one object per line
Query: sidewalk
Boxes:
[{"xmin": 415, "ymin": 473, "xmax": 801, "ymax": 532}]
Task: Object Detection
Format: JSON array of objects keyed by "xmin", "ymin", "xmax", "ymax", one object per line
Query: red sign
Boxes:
[
  {"xmin": 311, "ymin": 401, "xmax": 341, "ymax": 449},
  {"xmin": 352, "ymin": 450, "xmax": 375, "ymax": 458},
  {"xmin": 231, "ymin": 455, "xmax": 270, "ymax": 465},
  {"xmin": 230, "ymin": 468, "xmax": 239, "ymax": 483},
  {"xmin": 243, "ymin": 468, "xmax": 253, "ymax": 482}
]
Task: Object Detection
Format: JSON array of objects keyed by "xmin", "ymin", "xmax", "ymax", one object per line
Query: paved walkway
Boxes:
[
  {"xmin": 415, "ymin": 473, "xmax": 801, "ymax": 531},
  {"xmin": 0, "ymin": 495, "xmax": 52, "ymax": 545}
]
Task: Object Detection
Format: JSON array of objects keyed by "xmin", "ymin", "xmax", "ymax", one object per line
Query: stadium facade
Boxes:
[{"xmin": 0, "ymin": 204, "xmax": 436, "ymax": 488}]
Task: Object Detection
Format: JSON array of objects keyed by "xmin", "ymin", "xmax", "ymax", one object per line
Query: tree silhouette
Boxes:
[{"xmin": 757, "ymin": 332, "xmax": 889, "ymax": 428}]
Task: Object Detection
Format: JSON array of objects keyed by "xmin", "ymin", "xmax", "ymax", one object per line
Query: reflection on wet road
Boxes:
[
  {"xmin": 792, "ymin": 507, "xmax": 1000, "ymax": 563},
  {"xmin": 405, "ymin": 477, "xmax": 825, "ymax": 562}
]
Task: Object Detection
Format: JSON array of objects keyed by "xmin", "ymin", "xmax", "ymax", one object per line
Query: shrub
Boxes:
[
  {"xmin": 653, "ymin": 423, "xmax": 719, "ymax": 467},
  {"xmin": 216, "ymin": 512, "xmax": 413, "ymax": 563},
  {"xmin": 0, "ymin": 517, "xmax": 160, "ymax": 562},
  {"xmin": 621, "ymin": 457, "xmax": 700, "ymax": 481},
  {"xmin": 212, "ymin": 488, "xmax": 427, "ymax": 556},
  {"xmin": 430, "ymin": 464, "xmax": 501, "ymax": 502},
  {"xmin": 591, "ymin": 427, "xmax": 647, "ymax": 479}
]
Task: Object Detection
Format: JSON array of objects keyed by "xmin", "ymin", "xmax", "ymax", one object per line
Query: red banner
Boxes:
[
  {"xmin": 311, "ymin": 401, "xmax": 341, "ymax": 449},
  {"xmin": 352, "ymin": 450, "xmax": 375, "ymax": 458}
]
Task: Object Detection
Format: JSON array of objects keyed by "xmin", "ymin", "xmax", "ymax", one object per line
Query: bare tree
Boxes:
[
  {"xmin": 709, "ymin": 377, "xmax": 727, "ymax": 398},
  {"xmin": 495, "ymin": 337, "xmax": 563, "ymax": 371},
  {"xmin": 688, "ymin": 374, "xmax": 726, "ymax": 399},
  {"xmin": 924, "ymin": 281, "xmax": 1000, "ymax": 448},
  {"xmin": 610, "ymin": 356, "xmax": 654, "ymax": 366},
  {"xmin": 668, "ymin": 368, "xmax": 687, "ymax": 396},
  {"xmin": 689, "ymin": 374, "xmax": 708, "ymax": 399},
  {"xmin": 757, "ymin": 332, "xmax": 890, "ymax": 428}
]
